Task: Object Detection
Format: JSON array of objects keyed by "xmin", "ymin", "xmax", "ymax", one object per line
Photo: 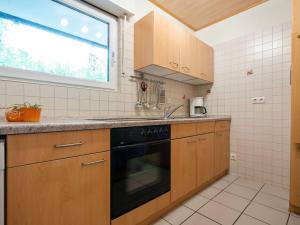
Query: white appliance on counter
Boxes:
[
  {"xmin": 190, "ymin": 97, "xmax": 207, "ymax": 117},
  {"xmin": 0, "ymin": 140, "xmax": 4, "ymax": 225}
]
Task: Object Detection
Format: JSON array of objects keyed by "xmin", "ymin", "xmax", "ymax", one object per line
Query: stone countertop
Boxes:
[{"xmin": 0, "ymin": 115, "xmax": 231, "ymax": 135}]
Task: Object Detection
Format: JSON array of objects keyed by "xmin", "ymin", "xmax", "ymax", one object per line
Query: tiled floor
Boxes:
[{"xmin": 152, "ymin": 174, "xmax": 299, "ymax": 225}]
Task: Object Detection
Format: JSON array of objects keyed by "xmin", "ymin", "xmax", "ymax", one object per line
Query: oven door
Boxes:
[{"xmin": 111, "ymin": 139, "xmax": 170, "ymax": 219}]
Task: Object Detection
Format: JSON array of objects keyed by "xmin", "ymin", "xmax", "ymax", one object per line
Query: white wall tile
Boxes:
[{"xmin": 203, "ymin": 21, "xmax": 291, "ymax": 188}]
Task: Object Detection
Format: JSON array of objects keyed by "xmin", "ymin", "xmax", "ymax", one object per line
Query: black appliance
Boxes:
[{"xmin": 110, "ymin": 125, "xmax": 171, "ymax": 220}]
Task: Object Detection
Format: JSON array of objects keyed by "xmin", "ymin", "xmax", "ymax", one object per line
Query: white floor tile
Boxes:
[
  {"xmin": 163, "ymin": 205, "xmax": 194, "ymax": 225},
  {"xmin": 235, "ymin": 214, "xmax": 268, "ymax": 225},
  {"xmin": 253, "ymin": 192, "xmax": 289, "ymax": 214},
  {"xmin": 245, "ymin": 202, "xmax": 289, "ymax": 225},
  {"xmin": 234, "ymin": 178, "xmax": 264, "ymax": 190},
  {"xmin": 199, "ymin": 186, "xmax": 221, "ymax": 199},
  {"xmin": 225, "ymin": 183, "xmax": 258, "ymax": 200},
  {"xmin": 212, "ymin": 179, "xmax": 231, "ymax": 189},
  {"xmin": 288, "ymin": 215, "xmax": 300, "ymax": 225},
  {"xmin": 152, "ymin": 219, "xmax": 170, "ymax": 225},
  {"xmin": 182, "ymin": 213, "xmax": 219, "ymax": 225},
  {"xmin": 222, "ymin": 174, "xmax": 239, "ymax": 183},
  {"xmin": 198, "ymin": 201, "xmax": 240, "ymax": 225},
  {"xmin": 213, "ymin": 191, "xmax": 250, "ymax": 212},
  {"xmin": 261, "ymin": 184, "xmax": 289, "ymax": 200},
  {"xmin": 184, "ymin": 194, "xmax": 209, "ymax": 211}
]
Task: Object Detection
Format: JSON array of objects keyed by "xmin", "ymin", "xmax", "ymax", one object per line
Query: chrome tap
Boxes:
[{"xmin": 164, "ymin": 104, "xmax": 184, "ymax": 119}]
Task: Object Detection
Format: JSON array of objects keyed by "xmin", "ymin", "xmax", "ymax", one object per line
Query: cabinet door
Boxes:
[
  {"xmin": 199, "ymin": 42, "xmax": 214, "ymax": 82},
  {"xmin": 293, "ymin": 0, "xmax": 300, "ymax": 33},
  {"xmin": 214, "ymin": 131, "xmax": 230, "ymax": 176},
  {"xmin": 171, "ymin": 136, "xmax": 197, "ymax": 202},
  {"xmin": 7, "ymin": 152, "xmax": 110, "ymax": 225},
  {"xmin": 153, "ymin": 13, "xmax": 181, "ymax": 71},
  {"xmin": 292, "ymin": 33, "xmax": 300, "ymax": 143},
  {"xmin": 197, "ymin": 133, "xmax": 215, "ymax": 187},
  {"xmin": 180, "ymin": 32, "xmax": 199, "ymax": 76}
]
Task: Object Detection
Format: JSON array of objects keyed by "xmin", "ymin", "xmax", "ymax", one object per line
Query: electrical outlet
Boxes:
[
  {"xmin": 252, "ymin": 97, "xmax": 265, "ymax": 104},
  {"xmin": 230, "ymin": 153, "xmax": 237, "ymax": 160}
]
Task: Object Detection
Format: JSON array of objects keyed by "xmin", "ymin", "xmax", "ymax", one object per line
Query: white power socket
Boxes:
[
  {"xmin": 252, "ymin": 97, "xmax": 265, "ymax": 104},
  {"xmin": 230, "ymin": 153, "xmax": 237, "ymax": 161}
]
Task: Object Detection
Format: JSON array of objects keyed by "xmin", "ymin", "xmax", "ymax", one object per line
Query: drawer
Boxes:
[
  {"xmin": 7, "ymin": 129, "xmax": 110, "ymax": 167},
  {"xmin": 215, "ymin": 121, "xmax": 230, "ymax": 131},
  {"xmin": 197, "ymin": 122, "xmax": 215, "ymax": 134},
  {"xmin": 171, "ymin": 123, "xmax": 197, "ymax": 139}
]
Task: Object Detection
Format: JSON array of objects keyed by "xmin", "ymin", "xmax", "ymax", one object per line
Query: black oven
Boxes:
[{"xmin": 110, "ymin": 125, "xmax": 170, "ymax": 220}]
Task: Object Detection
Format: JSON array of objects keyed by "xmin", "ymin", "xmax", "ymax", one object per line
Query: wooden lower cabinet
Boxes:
[
  {"xmin": 7, "ymin": 152, "xmax": 110, "ymax": 225},
  {"xmin": 197, "ymin": 133, "xmax": 215, "ymax": 187},
  {"xmin": 171, "ymin": 136, "xmax": 197, "ymax": 202},
  {"xmin": 214, "ymin": 130, "xmax": 230, "ymax": 176}
]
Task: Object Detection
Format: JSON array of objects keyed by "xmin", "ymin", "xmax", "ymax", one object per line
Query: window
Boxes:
[{"xmin": 0, "ymin": 0, "xmax": 118, "ymax": 89}]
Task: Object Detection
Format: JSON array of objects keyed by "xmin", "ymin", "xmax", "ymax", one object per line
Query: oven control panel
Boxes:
[{"xmin": 111, "ymin": 125, "xmax": 170, "ymax": 147}]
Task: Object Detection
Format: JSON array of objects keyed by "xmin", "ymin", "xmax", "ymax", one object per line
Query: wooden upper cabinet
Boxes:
[
  {"xmin": 7, "ymin": 152, "xmax": 110, "ymax": 225},
  {"xmin": 134, "ymin": 11, "xmax": 214, "ymax": 83},
  {"xmin": 292, "ymin": 33, "xmax": 300, "ymax": 143},
  {"xmin": 180, "ymin": 32, "xmax": 199, "ymax": 76},
  {"xmin": 171, "ymin": 136, "xmax": 197, "ymax": 202},
  {"xmin": 293, "ymin": 0, "xmax": 300, "ymax": 33},
  {"xmin": 134, "ymin": 11, "xmax": 180, "ymax": 73},
  {"xmin": 154, "ymin": 14, "xmax": 181, "ymax": 71},
  {"xmin": 198, "ymin": 41, "xmax": 214, "ymax": 82}
]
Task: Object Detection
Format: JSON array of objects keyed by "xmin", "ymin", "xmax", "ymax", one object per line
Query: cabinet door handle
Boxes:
[
  {"xmin": 169, "ymin": 61, "xmax": 178, "ymax": 68},
  {"xmin": 54, "ymin": 141, "xmax": 84, "ymax": 148},
  {"xmin": 81, "ymin": 159, "xmax": 105, "ymax": 167},
  {"xmin": 298, "ymin": 35, "xmax": 300, "ymax": 38}
]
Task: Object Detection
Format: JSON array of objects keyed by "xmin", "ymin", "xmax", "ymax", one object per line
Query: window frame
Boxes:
[{"xmin": 0, "ymin": 0, "xmax": 119, "ymax": 90}]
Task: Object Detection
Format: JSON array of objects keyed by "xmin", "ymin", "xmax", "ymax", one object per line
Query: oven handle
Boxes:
[{"xmin": 111, "ymin": 139, "xmax": 170, "ymax": 150}]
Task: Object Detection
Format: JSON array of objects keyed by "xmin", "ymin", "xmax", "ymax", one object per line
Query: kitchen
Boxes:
[{"xmin": 0, "ymin": 0, "xmax": 298, "ymax": 225}]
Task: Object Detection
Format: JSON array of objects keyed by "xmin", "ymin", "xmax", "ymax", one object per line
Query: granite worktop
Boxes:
[{"xmin": 0, "ymin": 115, "xmax": 231, "ymax": 135}]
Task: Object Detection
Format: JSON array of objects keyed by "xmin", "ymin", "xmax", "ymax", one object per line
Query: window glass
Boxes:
[{"xmin": 0, "ymin": 0, "xmax": 117, "ymax": 86}]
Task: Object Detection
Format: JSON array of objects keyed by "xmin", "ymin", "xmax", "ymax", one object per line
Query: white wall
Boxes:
[{"xmin": 196, "ymin": 0, "xmax": 292, "ymax": 46}]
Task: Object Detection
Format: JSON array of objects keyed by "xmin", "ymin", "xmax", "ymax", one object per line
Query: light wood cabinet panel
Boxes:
[
  {"xmin": 293, "ymin": 0, "xmax": 300, "ymax": 33},
  {"xmin": 199, "ymin": 41, "xmax": 214, "ymax": 82},
  {"xmin": 292, "ymin": 33, "xmax": 300, "ymax": 143},
  {"xmin": 7, "ymin": 129, "xmax": 110, "ymax": 167},
  {"xmin": 153, "ymin": 13, "xmax": 181, "ymax": 71},
  {"xmin": 214, "ymin": 130, "xmax": 230, "ymax": 176},
  {"xmin": 134, "ymin": 11, "xmax": 181, "ymax": 72},
  {"xmin": 197, "ymin": 133, "xmax": 215, "ymax": 187},
  {"xmin": 171, "ymin": 136, "xmax": 197, "ymax": 202},
  {"xmin": 111, "ymin": 192, "xmax": 170, "ymax": 225},
  {"xmin": 215, "ymin": 121, "xmax": 231, "ymax": 132},
  {"xmin": 134, "ymin": 11, "xmax": 214, "ymax": 83},
  {"xmin": 7, "ymin": 152, "xmax": 110, "ymax": 225},
  {"xmin": 197, "ymin": 122, "xmax": 215, "ymax": 134},
  {"xmin": 171, "ymin": 123, "xmax": 197, "ymax": 139},
  {"xmin": 180, "ymin": 32, "xmax": 199, "ymax": 76}
]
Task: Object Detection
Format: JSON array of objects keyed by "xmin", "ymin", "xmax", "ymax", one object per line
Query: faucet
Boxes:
[{"xmin": 164, "ymin": 104, "xmax": 184, "ymax": 119}]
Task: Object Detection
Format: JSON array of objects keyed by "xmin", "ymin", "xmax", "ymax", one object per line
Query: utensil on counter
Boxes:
[{"xmin": 135, "ymin": 79, "xmax": 143, "ymax": 109}]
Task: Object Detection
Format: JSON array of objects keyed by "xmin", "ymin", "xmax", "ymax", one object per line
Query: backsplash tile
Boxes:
[{"xmin": 201, "ymin": 21, "xmax": 291, "ymax": 188}]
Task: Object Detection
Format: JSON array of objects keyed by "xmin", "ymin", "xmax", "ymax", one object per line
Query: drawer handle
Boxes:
[
  {"xmin": 199, "ymin": 138, "xmax": 207, "ymax": 141},
  {"xmin": 187, "ymin": 140, "xmax": 197, "ymax": 144},
  {"xmin": 54, "ymin": 142, "xmax": 84, "ymax": 148},
  {"xmin": 82, "ymin": 159, "xmax": 105, "ymax": 167}
]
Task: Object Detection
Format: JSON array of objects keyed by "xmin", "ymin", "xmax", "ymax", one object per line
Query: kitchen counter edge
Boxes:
[{"xmin": 0, "ymin": 116, "xmax": 231, "ymax": 135}]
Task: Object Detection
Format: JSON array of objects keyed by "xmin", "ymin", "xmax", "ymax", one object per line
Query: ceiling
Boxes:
[{"xmin": 149, "ymin": 0, "xmax": 268, "ymax": 31}]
